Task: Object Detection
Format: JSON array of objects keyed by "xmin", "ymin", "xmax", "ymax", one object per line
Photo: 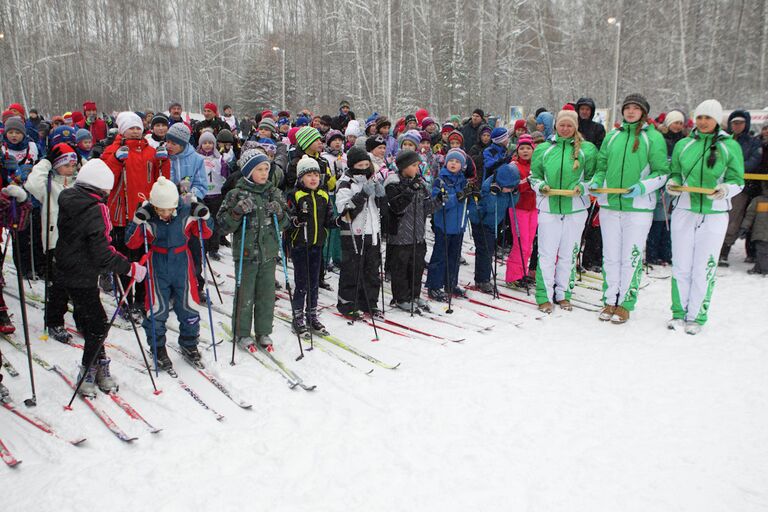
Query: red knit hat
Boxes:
[
  {"xmin": 204, "ymin": 102, "xmax": 218, "ymax": 116},
  {"xmin": 51, "ymin": 143, "xmax": 78, "ymax": 169},
  {"xmin": 562, "ymin": 103, "xmax": 576, "ymax": 111},
  {"xmin": 441, "ymin": 124, "xmax": 455, "ymax": 135},
  {"xmin": 447, "ymin": 130, "xmax": 464, "ymax": 145},
  {"xmin": 287, "ymin": 126, "xmax": 300, "ymax": 145},
  {"xmin": 513, "ymin": 119, "xmax": 528, "ymax": 132},
  {"xmin": 83, "ymin": 101, "xmax": 97, "ymax": 111},
  {"xmin": 71, "ymin": 111, "xmax": 84, "ymax": 124},
  {"xmin": 1, "ymin": 110, "xmax": 15, "ymax": 123},
  {"xmin": 415, "ymin": 108, "xmax": 429, "ymax": 125},
  {"xmin": 261, "ymin": 110, "xmax": 275, "ymax": 120},
  {"xmin": 517, "ymin": 134, "xmax": 535, "ymax": 148},
  {"xmin": 7, "ymin": 103, "xmax": 25, "ymax": 118}
]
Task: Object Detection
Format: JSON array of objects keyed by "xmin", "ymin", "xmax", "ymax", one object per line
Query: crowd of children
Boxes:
[{"xmin": 0, "ymin": 94, "xmax": 763, "ymax": 398}]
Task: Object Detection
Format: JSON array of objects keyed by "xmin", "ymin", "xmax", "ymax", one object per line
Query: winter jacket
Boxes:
[
  {"xmin": 24, "ymin": 159, "xmax": 75, "ymax": 249},
  {"xmin": 287, "ymin": 184, "xmax": 334, "ymax": 249},
  {"xmin": 321, "ymin": 150, "xmax": 347, "ymax": 181},
  {"xmin": 199, "ymin": 150, "xmax": 229, "ymax": 196},
  {"xmin": 482, "ymin": 142, "xmax": 510, "ymax": 181},
  {"xmin": 384, "ymin": 172, "xmax": 440, "ymax": 245},
  {"xmin": 535, "ymin": 112, "xmax": 554, "ymax": 140},
  {"xmin": 512, "ymin": 157, "xmax": 535, "ymax": 210},
  {"xmin": 384, "ymin": 135, "xmax": 398, "ymax": 159},
  {"xmin": 461, "ymin": 121, "xmax": 482, "ymax": 153},
  {"xmin": 144, "ymin": 133, "xmax": 164, "ymax": 150},
  {"xmin": 529, "ymin": 135, "xmax": 597, "ymax": 215},
  {"xmin": 169, "ymin": 143, "xmax": 208, "ymax": 200},
  {"xmin": 469, "ymin": 141, "xmax": 490, "ymax": 175},
  {"xmin": 216, "ymin": 177, "xmax": 288, "ymax": 262},
  {"xmin": 76, "ymin": 117, "xmax": 108, "ymax": 142},
  {"xmin": 591, "ymin": 121, "xmax": 669, "ymax": 212},
  {"xmin": 102, "ymin": 135, "xmax": 170, "ymax": 227},
  {"xmin": 192, "ymin": 118, "xmax": 229, "ymax": 146},
  {"xmin": 1, "ymin": 136, "xmax": 38, "ymax": 185},
  {"xmin": 432, "ymin": 167, "xmax": 468, "ymax": 235},
  {"xmin": 285, "ymin": 150, "xmax": 334, "ymax": 192},
  {"xmin": 668, "ymin": 129, "xmax": 745, "ymax": 214},
  {"xmin": 468, "ymin": 174, "xmax": 520, "ymax": 228},
  {"xmin": 663, "ymin": 130, "xmax": 686, "ymax": 158},
  {"xmin": 335, "ymin": 171, "xmax": 382, "ymax": 240},
  {"xmin": 56, "ymin": 184, "xmax": 132, "ymax": 288},
  {"xmin": 727, "ymin": 110, "xmax": 763, "ymax": 195},
  {"xmin": 741, "ymin": 193, "xmax": 768, "ymax": 242},
  {"xmin": 575, "ymin": 98, "xmax": 606, "ymax": 148}
]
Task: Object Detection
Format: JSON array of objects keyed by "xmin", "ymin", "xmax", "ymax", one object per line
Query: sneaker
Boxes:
[
  {"xmin": 0, "ymin": 310, "xmax": 15, "ymax": 334},
  {"xmin": 236, "ymin": 336, "xmax": 256, "ymax": 350},
  {"xmin": 96, "ymin": 357, "xmax": 118, "ymax": 393},
  {"xmin": 452, "ymin": 286, "xmax": 467, "ymax": 298},
  {"xmin": 179, "ymin": 344, "xmax": 202, "ymax": 364},
  {"xmin": 598, "ymin": 305, "xmax": 615, "ymax": 322},
  {"xmin": 415, "ymin": 297, "xmax": 431, "ymax": 312},
  {"xmin": 428, "ymin": 288, "xmax": 448, "ymax": 302},
  {"xmin": 77, "ymin": 364, "xmax": 99, "ymax": 398},
  {"xmin": 319, "ymin": 280, "xmax": 333, "ymax": 291},
  {"xmin": 149, "ymin": 345, "xmax": 173, "ymax": 371},
  {"xmin": 667, "ymin": 318, "xmax": 685, "ymax": 330},
  {"xmin": 257, "ymin": 334, "xmax": 273, "ymax": 349},
  {"xmin": 611, "ymin": 306, "xmax": 630, "ymax": 324},
  {"xmin": 475, "ymin": 281, "xmax": 494, "ymax": 293},
  {"xmin": 98, "ymin": 273, "xmax": 114, "ymax": 294},
  {"xmin": 684, "ymin": 321, "xmax": 702, "ymax": 335},
  {"xmin": 557, "ymin": 299, "xmax": 573, "ymax": 311},
  {"xmin": 538, "ymin": 302, "xmax": 553, "ymax": 314},
  {"xmin": 49, "ymin": 325, "xmax": 73, "ymax": 344},
  {"xmin": 209, "ymin": 252, "xmax": 221, "ymax": 262}
]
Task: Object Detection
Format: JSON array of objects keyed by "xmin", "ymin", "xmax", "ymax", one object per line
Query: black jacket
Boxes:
[
  {"xmin": 384, "ymin": 172, "xmax": 440, "ymax": 245},
  {"xmin": 285, "ymin": 151, "xmax": 332, "ymax": 192},
  {"xmin": 575, "ymin": 97, "xmax": 606, "ymax": 149},
  {"xmin": 287, "ymin": 185, "xmax": 334, "ymax": 248},
  {"xmin": 56, "ymin": 184, "xmax": 132, "ymax": 288}
]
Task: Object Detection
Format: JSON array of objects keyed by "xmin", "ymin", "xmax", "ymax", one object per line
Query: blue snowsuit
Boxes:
[
  {"xmin": 426, "ymin": 167, "xmax": 468, "ymax": 291},
  {"xmin": 126, "ymin": 203, "xmax": 212, "ymax": 349}
]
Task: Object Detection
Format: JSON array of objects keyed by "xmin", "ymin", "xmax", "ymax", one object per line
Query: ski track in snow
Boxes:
[{"xmin": 1, "ymin": 241, "xmax": 767, "ymax": 511}]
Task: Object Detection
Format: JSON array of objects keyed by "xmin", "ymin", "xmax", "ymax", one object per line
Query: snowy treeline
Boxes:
[{"xmin": 1, "ymin": 0, "xmax": 766, "ymax": 118}]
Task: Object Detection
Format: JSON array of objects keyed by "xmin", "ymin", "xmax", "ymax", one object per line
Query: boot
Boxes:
[
  {"xmin": 308, "ymin": 309, "xmax": 329, "ymax": 335},
  {"xmin": 236, "ymin": 336, "xmax": 256, "ymax": 350},
  {"xmin": 395, "ymin": 301, "xmax": 417, "ymax": 313},
  {"xmin": 718, "ymin": 246, "xmax": 730, "ymax": 268},
  {"xmin": 452, "ymin": 286, "xmax": 467, "ymax": 298},
  {"xmin": 428, "ymin": 288, "xmax": 448, "ymax": 302},
  {"xmin": 179, "ymin": 344, "xmax": 202, "ymax": 366},
  {"xmin": 415, "ymin": 297, "xmax": 431, "ymax": 312},
  {"xmin": 49, "ymin": 325, "xmax": 73, "ymax": 344},
  {"xmin": 98, "ymin": 273, "xmax": 114, "ymax": 294},
  {"xmin": 208, "ymin": 251, "xmax": 221, "ymax": 261},
  {"xmin": 149, "ymin": 345, "xmax": 173, "ymax": 371},
  {"xmin": 475, "ymin": 281, "xmax": 494, "ymax": 293},
  {"xmin": 77, "ymin": 364, "xmax": 99, "ymax": 398},
  {"xmin": 128, "ymin": 304, "xmax": 145, "ymax": 324},
  {"xmin": 667, "ymin": 318, "xmax": 685, "ymax": 330},
  {"xmin": 598, "ymin": 305, "xmax": 615, "ymax": 322},
  {"xmin": 0, "ymin": 380, "xmax": 8, "ymax": 400},
  {"xmin": 96, "ymin": 357, "xmax": 118, "ymax": 393},
  {"xmin": 684, "ymin": 321, "xmax": 702, "ymax": 335},
  {"xmin": 611, "ymin": 306, "xmax": 630, "ymax": 324},
  {"xmin": 0, "ymin": 310, "xmax": 15, "ymax": 334},
  {"xmin": 537, "ymin": 302, "xmax": 553, "ymax": 314},
  {"xmin": 257, "ymin": 334, "xmax": 273, "ymax": 350},
  {"xmin": 292, "ymin": 310, "xmax": 309, "ymax": 339},
  {"xmin": 557, "ymin": 299, "xmax": 573, "ymax": 311}
]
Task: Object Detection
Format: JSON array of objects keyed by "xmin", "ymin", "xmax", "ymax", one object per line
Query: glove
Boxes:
[
  {"xmin": 133, "ymin": 201, "xmax": 152, "ymax": 224},
  {"xmin": 456, "ymin": 183, "xmax": 474, "ymax": 201},
  {"xmin": 409, "ymin": 177, "xmax": 423, "ymax": 191},
  {"xmin": 128, "ymin": 262, "xmax": 147, "ymax": 283},
  {"xmin": 374, "ymin": 181, "xmax": 386, "ymax": 198},
  {"xmin": 3, "ymin": 184, "xmax": 27, "ymax": 202},
  {"xmin": 43, "ymin": 145, "xmax": 63, "ymax": 166},
  {"xmin": 155, "ymin": 144, "xmax": 168, "ymax": 160},
  {"xmin": 435, "ymin": 189, "xmax": 447, "ymax": 205},
  {"xmin": 738, "ymin": 227, "xmax": 749, "ymax": 240},
  {"xmin": 490, "ymin": 183, "xmax": 501, "ymax": 195},
  {"xmin": 232, "ymin": 197, "xmax": 256, "ymax": 216},
  {"xmin": 115, "ymin": 146, "xmax": 129, "ymax": 162},
  {"xmin": 2, "ymin": 154, "xmax": 19, "ymax": 174},
  {"xmin": 190, "ymin": 202, "xmax": 209, "ymax": 219},
  {"xmin": 361, "ymin": 181, "xmax": 376, "ymax": 197},
  {"xmin": 265, "ymin": 200, "xmax": 282, "ymax": 216},
  {"xmin": 665, "ymin": 179, "xmax": 682, "ymax": 197},
  {"xmin": 622, "ymin": 183, "xmax": 645, "ymax": 198},
  {"xmin": 179, "ymin": 179, "xmax": 192, "ymax": 194},
  {"xmin": 709, "ymin": 183, "xmax": 728, "ymax": 200}
]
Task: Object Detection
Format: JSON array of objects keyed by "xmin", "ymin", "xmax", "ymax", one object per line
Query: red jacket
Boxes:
[
  {"xmin": 102, "ymin": 135, "xmax": 170, "ymax": 227},
  {"xmin": 76, "ymin": 118, "xmax": 108, "ymax": 142},
  {"xmin": 513, "ymin": 157, "xmax": 535, "ymax": 210}
]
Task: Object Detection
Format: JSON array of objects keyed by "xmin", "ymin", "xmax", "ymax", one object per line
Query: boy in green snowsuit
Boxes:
[{"xmin": 217, "ymin": 149, "xmax": 289, "ymax": 349}]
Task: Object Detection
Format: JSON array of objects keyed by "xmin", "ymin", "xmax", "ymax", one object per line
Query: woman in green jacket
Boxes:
[
  {"xmin": 665, "ymin": 99, "xmax": 744, "ymax": 335},
  {"xmin": 590, "ymin": 94, "xmax": 669, "ymax": 324},
  {"xmin": 529, "ymin": 108, "xmax": 597, "ymax": 313}
]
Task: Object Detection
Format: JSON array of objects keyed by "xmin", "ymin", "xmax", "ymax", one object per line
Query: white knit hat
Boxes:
[
  {"xmin": 664, "ymin": 110, "xmax": 685, "ymax": 127},
  {"xmin": 76, "ymin": 159, "xmax": 115, "ymax": 191},
  {"xmin": 296, "ymin": 155, "xmax": 321, "ymax": 181},
  {"xmin": 693, "ymin": 100, "xmax": 723, "ymax": 125},
  {"xmin": 116, "ymin": 111, "xmax": 144, "ymax": 135},
  {"xmin": 149, "ymin": 176, "xmax": 179, "ymax": 209},
  {"xmin": 555, "ymin": 109, "xmax": 579, "ymax": 129}
]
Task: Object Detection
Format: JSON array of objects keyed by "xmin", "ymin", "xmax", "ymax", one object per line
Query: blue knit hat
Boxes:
[
  {"xmin": 166, "ymin": 122, "xmax": 191, "ymax": 148},
  {"xmin": 239, "ymin": 149, "xmax": 270, "ymax": 178},
  {"xmin": 445, "ymin": 149, "xmax": 466, "ymax": 170},
  {"xmin": 76, "ymin": 128, "xmax": 92, "ymax": 144},
  {"xmin": 49, "ymin": 126, "xmax": 77, "ymax": 148},
  {"xmin": 495, "ymin": 164, "xmax": 520, "ymax": 188},
  {"xmin": 399, "ymin": 129, "xmax": 421, "ymax": 148},
  {"xmin": 490, "ymin": 127, "xmax": 509, "ymax": 144}
]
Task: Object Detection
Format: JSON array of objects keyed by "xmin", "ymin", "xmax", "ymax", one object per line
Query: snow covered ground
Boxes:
[{"xmin": 1, "ymin": 240, "xmax": 767, "ymax": 512}]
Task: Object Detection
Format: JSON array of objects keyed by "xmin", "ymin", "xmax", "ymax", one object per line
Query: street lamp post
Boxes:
[
  {"xmin": 607, "ymin": 17, "xmax": 622, "ymax": 128},
  {"xmin": 272, "ymin": 46, "xmax": 285, "ymax": 111}
]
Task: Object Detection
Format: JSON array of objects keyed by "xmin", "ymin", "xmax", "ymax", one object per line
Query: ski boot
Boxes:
[
  {"xmin": 415, "ymin": 297, "xmax": 431, "ymax": 312},
  {"xmin": 394, "ymin": 301, "xmax": 417, "ymax": 313},
  {"xmin": 557, "ymin": 299, "xmax": 573, "ymax": 311},
  {"xmin": 208, "ymin": 251, "xmax": 221, "ymax": 262},
  {"xmin": 257, "ymin": 334, "xmax": 274, "ymax": 351},
  {"xmin": 77, "ymin": 364, "xmax": 99, "ymax": 398},
  {"xmin": 96, "ymin": 357, "xmax": 119, "ymax": 393},
  {"xmin": 308, "ymin": 309, "xmax": 329, "ymax": 335},
  {"xmin": 452, "ymin": 286, "xmax": 467, "ymax": 298},
  {"xmin": 319, "ymin": 279, "xmax": 333, "ymax": 291},
  {"xmin": 128, "ymin": 304, "xmax": 145, "ymax": 324},
  {"xmin": 342, "ymin": 310, "xmax": 362, "ymax": 322},
  {"xmin": 0, "ymin": 374, "xmax": 9, "ymax": 400},
  {"xmin": 49, "ymin": 325, "xmax": 73, "ymax": 344},
  {"xmin": 149, "ymin": 345, "xmax": 174, "ymax": 372},
  {"xmin": 292, "ymin": 311, "xmax": 309, "ymax": 340},
  {"xmin": 0, "ymin": 310, "xmax": 15, "ymax": 334},
  {"xmin": 428, "ymin": 288, "xmax": 448, "ymax": 302},
  {"xmin": 98, "ymin": 273, "xmax": 114, "ymax": 294},
  {"xmin": 475, "ymin": 281, "xmax": 494, "ymax": 294},
  {"xmin": 236, "ymin": 336, "xmax": 257, "ymax": 351},
  {"xmin": 368, "ymin": 308, "xmax": 384, "ymax": 320},
  {"xmin": 718, "ymin": 246, "xmax": 730, "ymax": 268},
  {"xmin": 180, "ymin": 344, "xmax": 203, "ymax": 368}
]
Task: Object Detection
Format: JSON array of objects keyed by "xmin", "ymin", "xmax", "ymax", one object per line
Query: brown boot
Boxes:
[
  {"xmin": 611, "ymin": 305, "xmax": 630, "ymax": 324},
  {"xmin": 538, "ymin": 302, "xmax": 554, "ymax": 314},
  {"xmin": 557, "ymin": 299, "xmax": 573, "ymax": 311},
  {"xmin": 598, "ymin": 305, "xmax": 615, "ymax": 321}
]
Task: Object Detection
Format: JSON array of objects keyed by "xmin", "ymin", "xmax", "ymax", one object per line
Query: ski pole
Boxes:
[
  {"xmin": 440, "ymin": 187, "xmax": 454, "ymax": 314},
  {"xmin": 67, "ymin": 272, "xmax": 140, "ymax": 408},
  {"xmin": 204, "ymin": 252, "xmax": 223, "ymax": 304},
  {"xmin": 274, "ymin": 213, "xmax": 305, "ymax": 360},
  {"xmin": 409, "ymin": 183, "xmax": 419, "ymax": 317},
  {"xmin": 231, "ymin": 216, "xmax": 247, "ymax": 365},
  {"xmin": 42, "ymin": 171, "xmax": 52, "ymax": 339},
  {"xmin": 301, "ymin": 204, "xmax": 314, "ymax": 352},
  {"xmin": 10, "ymin": 200, "xmax": 36, "ymax": 407},
  {"xmin": 198, "ymin": 218, "xmax": 218, "ymax": 361},
  {"xmin": 142, "ymin": 224, "xmax": 159, "ymax": 376},
  {"xmin": 115, "ymin": 275, "xmax": 160, "ymax": 395},
  {"xmin": 510, "ymin": 201, "xmax": 529, "ymax": 296}
]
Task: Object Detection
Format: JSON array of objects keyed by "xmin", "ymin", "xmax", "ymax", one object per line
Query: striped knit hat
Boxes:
[{"xmin": 296, "ymin": 126, "xmax": 322, "ymax": 152}]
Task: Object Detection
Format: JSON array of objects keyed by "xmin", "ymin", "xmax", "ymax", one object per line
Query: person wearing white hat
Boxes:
[
  {"xmin": 125, "ymin": 176, "xmax": 212, "ymax": 370},
  {"xmin": 665, "ymin": 99, "xmax": 745, "ymax": 335}
]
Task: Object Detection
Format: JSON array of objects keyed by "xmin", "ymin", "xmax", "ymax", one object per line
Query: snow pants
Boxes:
[
  {"xmin": 670, "ymin": 208, "xmax": 728, "ymax": 325},
  {"xmin": 291, "ymin": 245, "xmax": 322, "ymax": 315},
  {"xmin": 232, "ymin": 257, "xmax": 276, "ymax": 337},
  {"xmin": 426, "ymin": 228, "xmax": 463, "ymax": 292},
  {"xmin": 337, "ymin": 235, "xmax": 381, "ymax": 315},
  {"xmin": 599, "ymin": 209, "xmax": 653, "ymax": 311},
  {"xmin": 506, "ymin": 207, "xmax": 537, "ymax": 283},
  {"xmin": 471, "ymin": 222, "xmax": 496, "ymax": 284},
  {"xmin": 67, "ymin": 287, "xmax": 107, "ymax": 366},
  {"xmin": 388, "ymin": 242, "xmax": 427, "ymax": 304},
  {"xmin": 535, "ymin": 210, "xmax": 587, "ymax": 304}
]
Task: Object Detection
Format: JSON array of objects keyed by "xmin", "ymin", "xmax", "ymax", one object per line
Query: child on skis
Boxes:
[
  {"xmin": 384, "ymin": 150, "xmax": 443, "ymax": 312},
  {"xmin": 56, "ymin": 159, "xmax": 146, "ymax": 396},
  {"xmin": 197, "ymin": 131, "xmax": 229, "ymax": 261},
  {"xmin": 425, "ymin": 149, "xmax": 474, "ymax": 302},
  {"xmin": 288, "ymin": 156, "xmax": 335, "ymax": 337},
  {"xmin": 321, "ymin": 130, "xmax": 346, "ymax": 273},
  {"xmin": 217, "ymin": 150, "xmax": 288, "ymax": 350},
  {"xmin": 505, "ymin": 135, "xmax": 537, "ymax": 287},
  {"xmin": 468, "ymin": 163, "xmax": 520, "ymax": 293},
  {"xmin": 335, "ymin": 146, "xmax": 386, "ymax": 318},
  {"xmin": 126, "ymin": 176, "xmax": 212, "ymax": 369},
  {"xmin": 0, "ymin": 175, "xmax": 32, "ymax": 334}
]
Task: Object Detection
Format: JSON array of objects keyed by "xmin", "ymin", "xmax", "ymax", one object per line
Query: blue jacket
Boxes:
[
  {"xmin": 432, "ymin": 167, "xmax": 468, "ymax": 235},
  {"xmin": 468, "ymin": 173, "xmax": 520, "ymax": 228},
  {"xmin": 482, "ymin": 142, "xmax": 509, "ymax": 181},
  {"xmin": 169, "ymin": 144, "xmax": 209, "ymax": 200},
  {"xmin": 727, "ymin": 110, "xmax": 763, "ymax": 173}
]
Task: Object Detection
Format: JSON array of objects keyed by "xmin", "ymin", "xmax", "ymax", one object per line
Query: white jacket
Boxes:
[
  {"xmin": 24, "ymin": 159, "xmax": 75, "ymax": 250},
  {"xmin": 335, "ymin": 172, "xmax": 382, "ymax": 243}
]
